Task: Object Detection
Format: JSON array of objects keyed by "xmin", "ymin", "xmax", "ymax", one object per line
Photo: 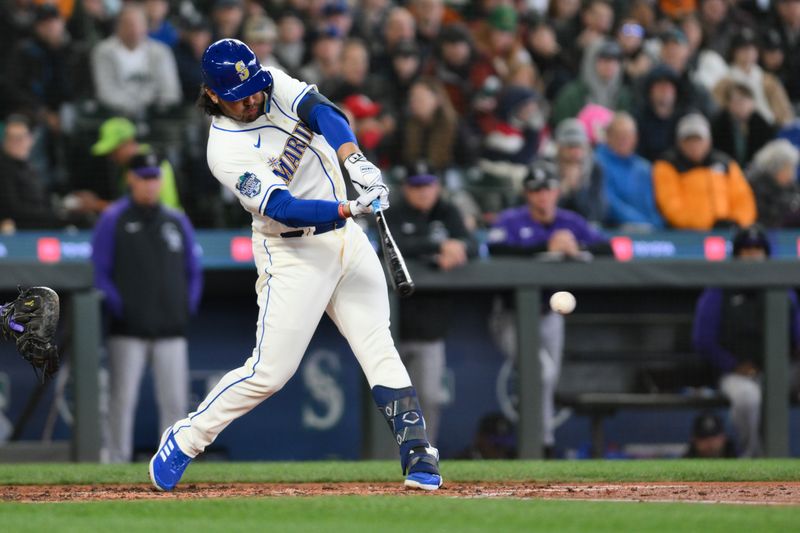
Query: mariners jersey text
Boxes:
[{"xmin": 270, "ymin": 121, "xmax": 314, "ymax": 184}]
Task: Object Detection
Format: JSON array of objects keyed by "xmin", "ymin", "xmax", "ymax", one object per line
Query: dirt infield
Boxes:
[{"xmin": 2, "ymin": 481, "xmax": 800, "ymax": 505}]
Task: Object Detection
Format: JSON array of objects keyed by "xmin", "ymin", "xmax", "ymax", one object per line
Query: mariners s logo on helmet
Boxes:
[
  {"xmin": 236, "ymin": 171, "xmax": 261, "ymax": 198},
  {"xmin": 235, "ymin": 60, "xmax": 250, "ymax": 82}
]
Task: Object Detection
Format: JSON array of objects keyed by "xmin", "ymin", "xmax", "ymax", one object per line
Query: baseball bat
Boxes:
[{"xmin": 372, "ymin": 199, "xmax": 415, "ymax": 297}]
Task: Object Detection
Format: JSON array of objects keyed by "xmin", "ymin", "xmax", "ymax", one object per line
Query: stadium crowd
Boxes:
[{"xmin": 2, "ymin": 0, "xmax": 800, "ymax": 232}]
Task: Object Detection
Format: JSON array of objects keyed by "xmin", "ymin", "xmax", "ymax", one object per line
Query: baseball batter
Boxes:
[{"xmin": 149, "ymin": 39, "xmax": 442, "ymax": 491}]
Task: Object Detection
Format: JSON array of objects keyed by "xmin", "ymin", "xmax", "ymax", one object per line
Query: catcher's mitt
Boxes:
[{"xmin": 1, "ymin": 287, "xmax": 60, "ymax": 383}]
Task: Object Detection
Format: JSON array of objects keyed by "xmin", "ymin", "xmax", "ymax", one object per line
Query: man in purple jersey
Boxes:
[
  {"xmin": 487, "ymin": 160, "xmax": 612, "ymax": 259},
  {"xmin": 488, "ymin": 160, "xmax": 612, "ymax": 455},
  {"xmin": 693, "ymin": 225, "xmax": 800, "ymax": 457}
]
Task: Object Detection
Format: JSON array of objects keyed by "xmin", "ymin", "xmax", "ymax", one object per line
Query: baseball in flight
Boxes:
[{"xmin": 550, "ymin": 291, "xmax": 576, "ymax": 315}]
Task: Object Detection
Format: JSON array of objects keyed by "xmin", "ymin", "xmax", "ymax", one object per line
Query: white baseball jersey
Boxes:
[{"xmin": 206, "ymin": 67, "xmax": 348, "ymax": 236}]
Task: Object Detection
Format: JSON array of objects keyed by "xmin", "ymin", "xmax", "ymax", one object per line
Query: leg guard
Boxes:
[{"xmin": 372, "ymin": 385, "xmax": 440, "ymax": 476}]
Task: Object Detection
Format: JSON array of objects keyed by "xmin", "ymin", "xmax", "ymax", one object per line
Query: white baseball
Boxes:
[{"xmin": 550, "ymin": 291, "xmax": 576, "ymax": 314}]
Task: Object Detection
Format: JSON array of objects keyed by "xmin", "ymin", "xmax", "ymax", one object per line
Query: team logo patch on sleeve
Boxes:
[{"xmin": 236, "ymin": 172, "xmax": 261, "ymax": 198}]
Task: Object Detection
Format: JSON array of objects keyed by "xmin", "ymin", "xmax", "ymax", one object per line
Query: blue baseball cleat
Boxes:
[
  {"xmin": 149, "ymin": 427, "xmax": 192, "ymax": 491},
  {"xmin": 404, "ymin": 471, "xmax": 443, "ymax": 491},
  {"xmin": 404, "ymin": 445, "xmax": 443, "ymax": 491}
]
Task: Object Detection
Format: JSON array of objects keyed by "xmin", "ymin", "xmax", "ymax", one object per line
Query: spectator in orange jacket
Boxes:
[{"xmin": 653, "ymin": 113, "xmax": 757, "ymax": 230}]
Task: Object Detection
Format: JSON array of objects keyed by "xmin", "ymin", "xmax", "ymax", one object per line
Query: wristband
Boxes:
[{"xmin": 338, "ymin": 201, "xmax": 349, "ymax": 219}]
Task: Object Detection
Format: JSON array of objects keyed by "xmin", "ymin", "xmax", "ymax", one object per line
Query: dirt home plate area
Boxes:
[{"xmin": 2, "ymin": 482, "xmax": 800, "ymax": 505}]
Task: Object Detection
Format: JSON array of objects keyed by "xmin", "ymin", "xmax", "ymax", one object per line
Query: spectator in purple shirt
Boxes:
[
  {"xmin": 92, "ymin": 152, "xmax": 203, "ymax": 463},
  {"xmin": 693, "ymin": 225, "xmax": 800, "ymax": 457},
  {"xmin": 487, "ymin": 160, "xmax": 612, "ymax": 456},
  {"xmin": 487, "ymin": 160, "xmax": 612, "ymax": 258}
]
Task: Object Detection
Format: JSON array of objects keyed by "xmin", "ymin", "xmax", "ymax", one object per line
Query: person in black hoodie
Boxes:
[
  {"xmin": 635, "ymin": 65, "xmax": 685, "ymax": 161},
  {"xmin": 387, "ymin": 163, "xmax": 478, "ymax": 444},
  {"xmin": 710, "ymin": 81, "xmax": 775, "ymax": 166}
]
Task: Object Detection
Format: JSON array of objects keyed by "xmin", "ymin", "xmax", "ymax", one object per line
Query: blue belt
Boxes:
[{"xmin": 280, "ymin": 219, "xmax": 345, "ymax": 238}]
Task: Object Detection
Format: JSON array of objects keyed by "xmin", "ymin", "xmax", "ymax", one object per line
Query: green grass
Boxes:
[
  {"xmin": 3, "ymin": 497, "xmax": 800, "ymax": 533},
  {"xmin": 0, "ymin": 458, "xmax": 798, "ymax": 485},
  {"xmin": 2, "ymin": 460, "xmax": 800, "ymax": 532}
]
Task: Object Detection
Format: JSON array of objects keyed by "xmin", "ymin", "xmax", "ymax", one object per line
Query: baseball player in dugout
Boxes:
[
  {"xmin": 487, "ymin": 160, "xmax": 614, "ymax": 457},
  {"xmin": 92, "ymin": 152, "xmax": 203, "ymax": 463},
  {"xmin": 149, "ymin": 39, "xmax": 443, "ymax": 491},
  {"xmin": 388, "ymin": 162, "xmax": 478, "ymax": 445},
  {"xmin": 693, "ymin": 226, "xmax": 800, "ymax": 457}
]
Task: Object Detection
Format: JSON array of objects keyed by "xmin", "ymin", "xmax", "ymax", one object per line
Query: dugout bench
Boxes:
[
  {"xmin": 368, "ymin": 259, "xmax": 800, "ymax": 459},
  {"xmin": 556, "ymin": 311, "xmax": 728, "ymax": 458}
]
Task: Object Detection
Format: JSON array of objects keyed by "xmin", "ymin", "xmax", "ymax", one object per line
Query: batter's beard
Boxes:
[
  {"xmin": 219, "ymin": 91, "xmax": 267, "ymax": 123},
  {"xmin": 240, "ymin": 106, "xmax": 263, "ymax": 123}
]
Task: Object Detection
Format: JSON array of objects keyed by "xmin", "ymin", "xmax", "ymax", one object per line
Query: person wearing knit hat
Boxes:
[
  {"xmin": 488, "ymin": 4, "xmax": 517, "ymax": 33},
  {"xmin": 474, "ymin": 5, "xmax": 531, "ymax": 83},
  {"xmin": 553, "ymin": 118, "xmax": 607, "ymax": 224}
]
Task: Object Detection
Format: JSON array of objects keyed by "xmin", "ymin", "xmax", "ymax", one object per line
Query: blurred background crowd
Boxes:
[{"xmin": 4, "ymin": 0, "xmax": 800, "ymax": 233}]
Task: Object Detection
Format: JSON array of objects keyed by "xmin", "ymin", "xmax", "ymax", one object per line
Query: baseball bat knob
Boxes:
[
  {"xmin": 397, "ymin": 281, "xmax": 415, "ymax": 298},
  {"xmin": 371, "ymin": 199, "xmax": 382, "ymax": 213}
]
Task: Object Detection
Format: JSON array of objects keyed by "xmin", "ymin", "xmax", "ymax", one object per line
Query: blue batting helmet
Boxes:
[{"xmin": 201, "ymin": 39, "xmax": 273, "ymax": 101}]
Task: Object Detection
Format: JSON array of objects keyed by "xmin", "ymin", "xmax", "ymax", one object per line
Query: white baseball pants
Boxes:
[
  {"xmin": 173, "ymin": 221, "xmax": 411, "ymax": 457},
  {"xmin": 719, "ymin": 373, "xmax": 762, "ymax": 457}
]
